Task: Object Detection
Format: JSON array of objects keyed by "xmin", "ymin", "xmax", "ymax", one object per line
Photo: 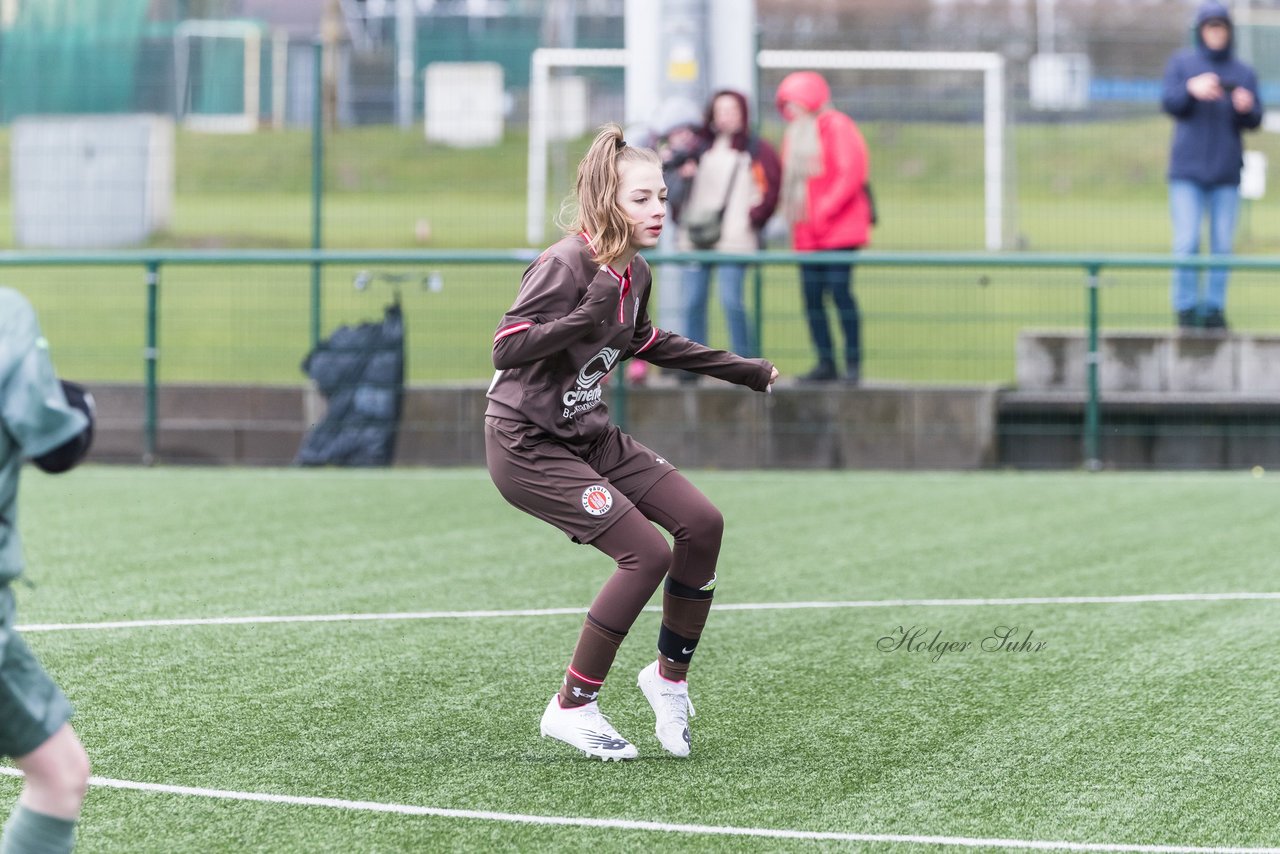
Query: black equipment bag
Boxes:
[{"xmin": 295, "ymin": 302, "xmax": 405, "ymax": 467}]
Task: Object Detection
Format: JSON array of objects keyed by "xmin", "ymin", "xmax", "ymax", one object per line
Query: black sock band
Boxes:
[
  {"xmin": 658, "ymin": 624, "xmax": 698, "ymax": 664},
  {"xmin": 665, "ymin": 576, "xmax": 714, "ymax": 600}
]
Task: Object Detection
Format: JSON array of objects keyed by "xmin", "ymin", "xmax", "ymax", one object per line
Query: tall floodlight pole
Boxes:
[
  {"xmin": 659, "ymin": 0, "xmax": 712, "ymax": 108},
  {"xmin": 708, "ymin": 0, "xmax": 756, "ymax": 106},
  {"xmin": 625, "ymin": 0, "xmax": 755, "ymax": 148},
  {"xmin": 625, "ymin": 0, "xmax": 713, "ymax": 335},
  {"xmin": 1037, "ymin": 0, "xmax": 1057, "ymax": 54},
  {"xmin": 396, "ymin": 0, "xmax": 415, "ymax": 129}
]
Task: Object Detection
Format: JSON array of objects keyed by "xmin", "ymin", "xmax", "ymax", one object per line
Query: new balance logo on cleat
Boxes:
[
  {"xmin": 637, "ymin": 660, "xmax": 696, "ymax": 758},
  {"xmin": 539, "ymin": 696, "xmax": 638, "ymax": 761},
  {"xmin": 580, "ymin": 731, "xmax": 631, "ymax": 751}
]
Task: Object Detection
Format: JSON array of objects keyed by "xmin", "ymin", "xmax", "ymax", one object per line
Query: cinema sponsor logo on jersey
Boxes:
[
  {"xmin": 581, "ymin": 484, "xmax": 613, "ymax": 516},
  {"xmin": 877, "ymin": 625, "xmax": 1048, "ymax": 663},
  {"xmin": 562, "ymin": 346, "xmax": 621, "ymax": 419}
]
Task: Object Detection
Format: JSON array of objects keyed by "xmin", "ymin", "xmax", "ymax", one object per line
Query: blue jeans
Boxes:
[
  {"xmin": 681, "ymin": 262, "xmax": 753, "ymax": 356},
  {"xmin": 801, "ymin": 258, "xmax": 860, "ymax": 367},
  {"xmin": 1169, "ymin": 179, "xmax": 1240, "ymax": 314}
]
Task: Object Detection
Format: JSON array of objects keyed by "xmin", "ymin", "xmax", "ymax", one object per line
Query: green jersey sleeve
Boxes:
[
  {"xmin": 0, "ymin": 289, "xmax": 88, "ymax": 459},
  {"xmin": 0, "ymin": 288, "xmax": 88, "ymax": 582}
]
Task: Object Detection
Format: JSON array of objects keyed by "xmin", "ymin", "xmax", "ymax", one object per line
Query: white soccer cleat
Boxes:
[
  {"xmin": 637, "ymin": 660, "xmax": 696, "ymax": 758},
  {"xmin": 540, "ymin": 695, "xmax": 638, "ymax": 761}
]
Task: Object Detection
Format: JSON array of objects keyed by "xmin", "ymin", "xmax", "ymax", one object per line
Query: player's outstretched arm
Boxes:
[{"xmin": 633, "ymin": 330, "xmax": 776, "ymax": 393}]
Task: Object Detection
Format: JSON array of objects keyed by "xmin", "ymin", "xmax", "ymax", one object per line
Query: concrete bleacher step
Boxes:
[{"xmin": 1016, "ymin": 330, "xmax": 1280, "ymax": 395}]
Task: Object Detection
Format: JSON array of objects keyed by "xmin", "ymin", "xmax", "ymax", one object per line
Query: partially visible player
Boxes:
[
  {"xmin": 485, "ymin": 124, "xmax": 778, "ymax": 760},
  {"xmin": 0, "ymin": 288, "xmax": 95, "ymax": 854}
]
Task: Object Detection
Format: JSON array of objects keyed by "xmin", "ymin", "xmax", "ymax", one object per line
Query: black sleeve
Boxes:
[{"xmin": 33, "ymin": 381, "xmax": 95, "ymax": 474}]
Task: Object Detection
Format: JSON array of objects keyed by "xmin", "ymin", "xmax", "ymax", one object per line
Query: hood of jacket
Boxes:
[
  {"xmin": 775, "ymin": 71, "xmax": 830, "ymax": 116},
  {"xmin": 650, "ymin": 96, "xmax": 703, "ymax": 139},
  {"xmin": 1194, "ymin": 1, "xmax": 1233, "ymax": 59}
]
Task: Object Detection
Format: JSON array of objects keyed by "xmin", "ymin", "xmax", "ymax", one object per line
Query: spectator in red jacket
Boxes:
[{"xmin": 776, "ymin": 71, "xmax": 873, "ymax": 384}]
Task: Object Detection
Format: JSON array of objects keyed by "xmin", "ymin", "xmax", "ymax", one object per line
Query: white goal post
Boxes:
[
  {"xmin": 526, "ymin": 48, "xmax": 628, "ymax": 246},
  {"xmin": 757, "ymin": 50, "xmax": 1008, "ymax": 251},
  {"xmin": 526, "ymin": 48, "xmax": 1008, "ymax": 249}
]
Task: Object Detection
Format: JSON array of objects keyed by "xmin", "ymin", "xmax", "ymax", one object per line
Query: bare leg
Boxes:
[{"xmin": 12, "ymin": 725, "xmax": 89, "ymax": 819}]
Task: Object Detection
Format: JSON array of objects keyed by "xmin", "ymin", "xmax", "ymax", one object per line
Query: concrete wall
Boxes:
[
  {"xmin": 90, "ymin": 382, "xmax": 1000, "ymax": 470},
  {"xmin": 92, "ymin": 384, "xmax": 313, "ymax": 465},
  {"xmin": 999, "ymin": 393, "xmax": 1280, "ymax": 470},
  {"xmin": 88, "ymin": 378, "xmax": 1280, "ymax": 471},
  {"xmin": 1007, "ymin": 329, "xmax": 1280, "ymax": 469},
  {"xmin": 1017, "ymin": 330, "xmax": 1280, "ymax": 394},
  {"xmin": 620, "ymin": 385, "xmax": 998, "ymax": 469}
]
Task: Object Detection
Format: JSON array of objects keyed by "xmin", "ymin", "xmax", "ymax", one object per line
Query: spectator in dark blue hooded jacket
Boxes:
[{"xmin": 1161, "ymin": 1, "xmax": 1264, "ymax": 330}]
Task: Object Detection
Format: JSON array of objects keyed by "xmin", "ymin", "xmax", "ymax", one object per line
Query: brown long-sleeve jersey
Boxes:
[{"xmin": 485, "ymin": 234, "xmax": 774, "ymax": 448}]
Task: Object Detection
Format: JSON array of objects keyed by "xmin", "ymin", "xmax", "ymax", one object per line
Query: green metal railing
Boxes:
[{"xmin": 1, "ymin": 247, "xmax": 1275, "ymax": 468}]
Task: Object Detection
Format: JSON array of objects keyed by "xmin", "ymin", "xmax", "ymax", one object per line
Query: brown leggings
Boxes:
[{"xmin": 585, "ymin": 470, "xmax": 722, "ymax": 634}]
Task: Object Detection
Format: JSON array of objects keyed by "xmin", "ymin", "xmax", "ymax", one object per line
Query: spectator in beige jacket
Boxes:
[{"xmin": 677, "ymin": 90, "xmax": 781, "ymax": 366}]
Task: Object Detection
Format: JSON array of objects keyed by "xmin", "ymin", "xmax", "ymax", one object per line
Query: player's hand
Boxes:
[
  {"xmin": 767, "ymin": 366, "xmax": 779, "ymax": 392},
  {"xmin": 1187, "ymin": 72, "xmax": 1223, "ymax": 101},
  {"xmin": 1232, "ymin": 86, "xmax": 1256, "ymax": 113}
]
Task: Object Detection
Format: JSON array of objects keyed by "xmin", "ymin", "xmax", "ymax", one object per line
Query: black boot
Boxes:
[
  {"xmin": 1176, "ymin": 309, "xmax": 1198, "ymax": 329},
  {"xmin": 1202, "ymin": 308, "xmax": 1227, "ymax": 330},
  {"xmin": 843, "ymin": 362, "xmax": 861, "ymax": 386},
  {"xmin": 799, "ymin": 360, "xmax": 837, "ymax": 382}
]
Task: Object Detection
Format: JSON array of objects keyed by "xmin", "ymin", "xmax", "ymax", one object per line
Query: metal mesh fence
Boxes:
[
  {"xmin": 14, "ymin": 250, "xmax": 1280, "ymax": 470},
  {"xmin": 15, "ymin": 252, "xmax": 1280, "ymax": 380}
]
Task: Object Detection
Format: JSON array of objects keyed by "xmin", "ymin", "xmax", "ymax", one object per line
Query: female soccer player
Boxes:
[{"xmin": 485, "ymin": 124, "xmax": 777, "ymax": 760}]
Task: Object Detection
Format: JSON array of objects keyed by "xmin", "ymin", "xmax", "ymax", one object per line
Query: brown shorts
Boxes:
[{"xmin": 485, "ymin": 417, "xmax": 677, "ymax": 544}]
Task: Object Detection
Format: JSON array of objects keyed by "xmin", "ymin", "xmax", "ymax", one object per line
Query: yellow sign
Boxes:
[{"xmin": 667, "ymin": 59, "xmax": 699, "ymax": 82}]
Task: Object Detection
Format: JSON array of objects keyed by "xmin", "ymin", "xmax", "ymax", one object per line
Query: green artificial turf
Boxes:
[{"xmin": 2, "ymin": 466, "xmax": 1277, "ymax": 851}]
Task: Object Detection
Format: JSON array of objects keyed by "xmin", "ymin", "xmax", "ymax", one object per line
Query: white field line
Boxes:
[
  {"xmin": 0, "ymin": 768, "xmax": 1273, "ymax": 853},
  {"xmin": 16, "ymin": 592, "xmax": 1280, "ymax": 633}
]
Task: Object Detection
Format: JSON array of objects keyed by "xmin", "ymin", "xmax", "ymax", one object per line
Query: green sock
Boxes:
[{"xmin": 0, "ymin": 805, "xmax": 77, "ymax": 854}]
